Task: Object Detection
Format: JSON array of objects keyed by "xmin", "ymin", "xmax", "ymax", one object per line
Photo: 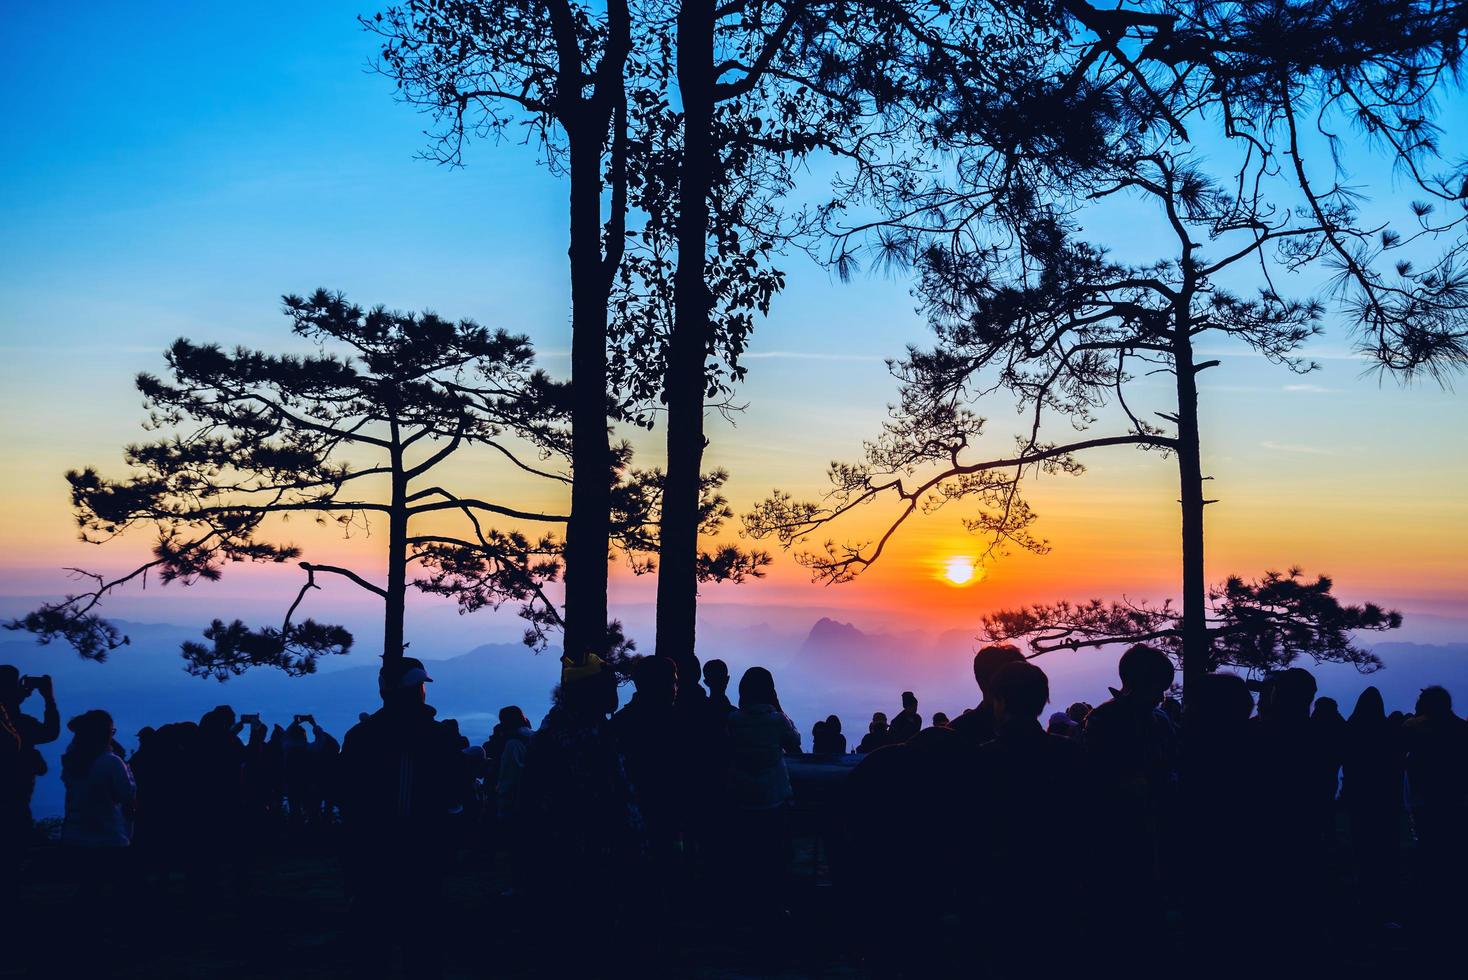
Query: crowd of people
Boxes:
[{"xmin": 4, "ymin": 647, "xmax": 1468, "ymax": 975}]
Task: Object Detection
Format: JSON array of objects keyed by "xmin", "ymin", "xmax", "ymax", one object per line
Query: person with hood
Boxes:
[{"xmin": 339, "ymin": 656, "xmax": 463, "ymax": 976}]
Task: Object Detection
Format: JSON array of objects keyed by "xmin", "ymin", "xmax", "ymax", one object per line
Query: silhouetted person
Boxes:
[
  {"xmin": 1247, "ymin": 667, "xmax": 1338, "ymax": 967},
  {"xmin": 0, "ymin": 667, "xmax": 59, "ymax": 865},
  {"xmin": 856, "ymin": 712, "xmax": 890, "ymax": 754},
  {"xmin": 889, "ymin": 691, "xmax": 922, "ymax": 742},
  {"xmin": 1403, "ymin": 684, "xmax": 1468, "ymax": 945},
  {"xmin": 61, "ymin": 710, "xmax": 135, "ymax": 850},
  {"xmin": 813, "ymin": 715, "xmax": 846, "ymax": 754},
  {"xmin": 281, "ymin": 718, "xmax": 313, "ymax": 828},
  {"xmin": 1342, "ymin": 686, "xmax": 1404, "ymax": 930},
  {"xmin": 237, "ymin": 713, "xmax": 276, "ymax": 852},
  {"xmin": 702, "ymin": 658, "xmax": 734, "ymax": 716},
  {"xmin": 1183, "ymin": 672, "xmax": 1255, "ymax": 976},
  {"xmin": 687, "ymin": 658, "xmax": 734, "ymax": 868},
  {"xmin": 948, "ymin": 644, "xmax": 1025, "ymax": 746},
  {"xmin": 930, "ymin": 711, "xmax": 949, "ymax": 729},
  {"xmin": 1082, "ymin": 644, "xmax": 1176, "ymax": 951},
  {"xmin": 55, "ymin": 709, "xmax": 137, "ymax": 972},
  {"xmin": 841, "ymin": 722, "xmax": 968, "ymax": 975},
  {"xmin": 61, "ymin": 710, "xmax": 134, "ymax": 844},
  {"xmin": 1066, "ymin": 701, "xmax": 1092, "ymax": 726},
  {"xmin": 491, "ymin": 706, "xmax": 533, "ymax": 822},
  {"xmin": 725, "ymin": 667, "xmax": 800, "ymax": 924},
  {"xmin": 971, "ymin": 661, "xmax": 1085, "ymax": 978},
  {"xmin": 519, "ymin": 655, "xmax": 644, "ymax": 972},
  {"xmin": 340, "ymin": 657, "xmax": 463, "ymax": 978},
  {"xmin": 1312, "ymin": 695, "xmax": 1348, "ymax": 798},
  {"xmin": 613, "ymin": 656, "xmax": 684, "ymax": 854}
]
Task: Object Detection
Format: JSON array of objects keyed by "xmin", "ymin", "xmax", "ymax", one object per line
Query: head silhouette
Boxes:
[
  {"xmin": 1349, "ymin": 686, "xmax": 1385, "ymax": 725},
  {"xmin": 972, "ymin": 644, "xmax": 1025, "ymax": 699},
  {"xmin": 826, "ymin": 714, "xmax": 842, "ymax": 734},
  {"xmin": 1415, "ymin": 685, "xmax": 1453, "ymax": 719},
  {"xmin": 738, "ymin": 667, "xmax": 781, "ymax": 712},
  {"xmin": 1268, "ymin": 668, "xmax": 1317, "ymax": 719},
  {"xmin": 499, "ymin": 705, "xmax": 531, "ymax": 729},
  {"xmin": 901, "ymin": 691, "xmax": 917, "ymax": 711},
  {"xmin": 200, "ymin": 704, "xmax": 235, "ymax": 734},
  {"xmin": 1188, "ymin": 672, "xmax": 1253, "ymax": 732},
  {"xmin": 703, "ymin": 658, "xmax": 730, "ymax": 695},
  {"xmin": 379, "ymin": 656, "xmax": 434, "ymax": 708},
  {"xmin": 991, "ymin": 661, "xmax": 1049, "ymax": 724},
  {"xmin": 555, "ymin": 660, "xmax": 619, "ymax": 720},
  {"xmin": 1117, "ymin": 645, "xmax": 1175, "ymax": 705},
  {"xmin": 633, "ymin": 656, "xmax": 678, "ymax": 707},
  {"xmin": 1312, "ymin": 696, "xmax": 1343, "ymax": 723},
  {"xmin": 62, "ymin": 709, "xmax": 116, "ymax": 779},
  {"xmin": 932, "ymin": 712, "xmax": 950, "ymax": 728}
]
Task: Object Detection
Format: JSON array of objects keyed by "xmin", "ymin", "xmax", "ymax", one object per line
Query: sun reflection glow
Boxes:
[{"xmin": 943, "ymin": 556, "xmax": 978, "ymax": 585}]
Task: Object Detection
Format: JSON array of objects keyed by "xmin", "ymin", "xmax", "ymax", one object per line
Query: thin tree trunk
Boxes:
[
  {"xmin": 1171, "ymin": 318, "xmax": 1207, "ymax": 696},
  {"xmin": 656, "ymin": 0, "xmax": 716, "ymax": 685},
  {"xmin": 383, "ymin": 420, "xmax": 408, "ymax": 667},
  {"xmin": 562, "ymin": 124, "xmax": 613, "ymax": 665}
]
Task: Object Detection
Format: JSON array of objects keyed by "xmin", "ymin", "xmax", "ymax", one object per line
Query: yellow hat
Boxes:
[{"xmin": 560, "ymin": 652, "xmax": 606, "ymax": 685}]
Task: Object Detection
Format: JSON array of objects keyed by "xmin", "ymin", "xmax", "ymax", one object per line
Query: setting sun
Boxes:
[{"xmin": 943, "ymin": 556, "xmax": 978, "ymax": 586}]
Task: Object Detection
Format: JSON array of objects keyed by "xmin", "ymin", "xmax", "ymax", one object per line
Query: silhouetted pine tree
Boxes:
[{"xmin": 11, "ymin": 291, "xmax": 576, "ymax": 678}]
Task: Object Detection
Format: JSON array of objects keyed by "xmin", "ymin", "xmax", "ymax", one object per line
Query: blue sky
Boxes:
[{"xmin": 2, "ymin": 1, "xmax": 1465, "ymax": 649}]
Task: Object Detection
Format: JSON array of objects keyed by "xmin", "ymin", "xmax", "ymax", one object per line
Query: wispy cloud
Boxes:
[
  {"xmin": 1282, "ymin": 383, "xmax": 1339, "ymax": 394},
  {"xmin": 1260, "ymin": 440, "xmax": 1352, "ymax": 457},
  {"xmin": 743, "ymin": 350, "xmax": 887, "ymax": 363}
]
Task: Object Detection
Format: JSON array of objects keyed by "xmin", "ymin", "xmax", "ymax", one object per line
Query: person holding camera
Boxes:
[
  {"xmin": 2, "ymin": 666, "xmax": 60, "ymax": 925},
  {"xmin": 1, "ymin": 667, "xmax": 59, "ymax": 847}
]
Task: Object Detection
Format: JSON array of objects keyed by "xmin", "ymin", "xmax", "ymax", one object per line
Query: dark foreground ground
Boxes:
[
  {"xmin": 8, "ymin": 820, "xmax": 1448, "ymax": 980},
  {"xmin": 8, "ymin": 832, "xmax": 865, "ymax": 980}
]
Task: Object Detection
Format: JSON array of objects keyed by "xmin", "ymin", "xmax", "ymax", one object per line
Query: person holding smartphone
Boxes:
[
  {"xmin": 2, "ymin": 665, "xmax": 60, "ymax": 923},
  {"xmin": 2, "ymin": 667, "xmax": 59, "ymax": 836}
]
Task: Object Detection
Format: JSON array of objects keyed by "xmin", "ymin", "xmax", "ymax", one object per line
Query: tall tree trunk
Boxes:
[
  {"xmin": 1171, "ymin": 319, "xmax": 1207, "ymax": 696},
  {"xmin": 383, "ymin": 422, "xmax": 408, "ymax": 667},
  {"xmin": 562, "ymin": 124, "xmax": 613, "ymax": 665},
  {"xmin": 656, "ymin": 0, "xmax": 715, "ymax": 685}
]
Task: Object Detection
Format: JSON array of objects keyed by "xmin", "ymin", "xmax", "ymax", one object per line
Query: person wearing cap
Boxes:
[{"xmin": 338, "ymin": 655, "xmax": 463, "ymax": 975}]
